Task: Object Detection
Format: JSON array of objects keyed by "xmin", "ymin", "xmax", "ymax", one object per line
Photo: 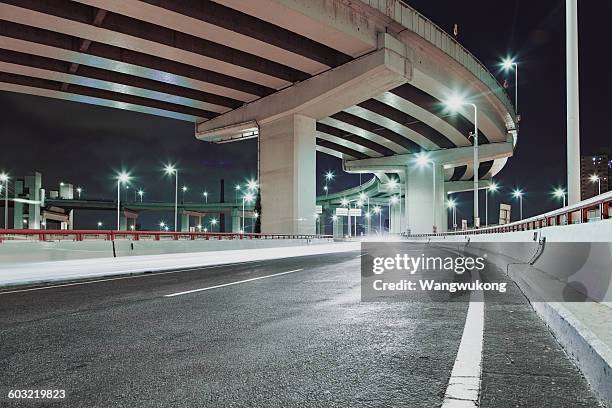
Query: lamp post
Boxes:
[
  {"xmin": 76, "ymin": 187, "xmax": 82, "ymax": 200},
  {"xmin": 447, "ymin": 199, "xmax": 457, "ymax": 231},
  {"xmin": 116, "ymin": 172, "xmax": 130, "ymax": 230},
  {"xmin": 163, "ymin": 164, "xmax": 178, "ymax": 232},
  {"xmin": 590, "ymin": 174, "xmax": 601, "ymax": 195},
  {"xmin": 512, "ymin": 189, "xmax": 524, "ymax": 221},
  {"xmin": 235, "ymin": 184, "xmax": 241, "ymax": 204},
  {"xmin": 210, "ymin": 217, "xmax": 218, "ymax": 232},
  {"xmin": 323, "ymin": 185, "xmax": 328, "ymax": 197},
  {"xmin": 485, "ymin": 182, "xmax": 498, "ymax": 227},
  {"xmin": 203, "ymin": 191, "xmax": 208, "ymax": 204},
  {"xmin": 137, "ymin": 189, "xmax": 144, "ymax": 202},
  {"xmin": 159, "ymin": 221, "xmax": 166, "ymax": 231},
  {"xmin": 554, "ymin": 187, "xmax": 567, "ymax": 208},
  {"xmin": 502, "ymin": 57, "xmax": 519, "ymax": 113},
  {"xmin": 0, "ymin": 173, "xmax": 8, "ymax": 229},
  {"xmin": 242, "ymin": 192, "xmax": 255, "ymax": 232},
  {"xmin": 97, "ymin": 221, "xmax": 103, "ymax": 230},
  {"xmin": 181, "ymin": 185, "xmax": 188, "ymax": 203},
  {"xmin": 253, "ymin": 211, "xmax": 259, "ymax": 233},
  {"xmin": 446, "ymin": 96, "xmax": 479, "ymax": 227}
]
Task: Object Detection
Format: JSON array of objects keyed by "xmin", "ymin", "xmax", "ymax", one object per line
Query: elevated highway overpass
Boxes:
[{"xmin": 0, "ymin": 0, "xmax": 517, "ymax": 234}]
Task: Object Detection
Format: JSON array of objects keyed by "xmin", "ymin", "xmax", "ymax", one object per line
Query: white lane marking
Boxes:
[
  {"xmin": 0, "ymin": 261, "xmax": 262, "ymax": 295},
  {"xmin": 442, "ymin": 270, "xmax": 485, "ymax": 408},
  {"xmin": 165, "ymin": 269, "xmax": 304, "ymax": 298}
]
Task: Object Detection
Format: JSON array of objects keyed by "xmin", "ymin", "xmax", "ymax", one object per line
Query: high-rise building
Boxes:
[{"xmin": 580, "ymin": 147, "xmax": 611, "ymax": 200}]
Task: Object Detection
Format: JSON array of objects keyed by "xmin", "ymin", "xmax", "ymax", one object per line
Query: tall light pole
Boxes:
[
  {"xmin": 566, "ymin": 0, "xmax": 581, "ymax": 206},
  {"xmin": 97, "ymin": 221, "xmax": 103, "ymax": 230},
  {"xmin": 512, "ymin": 189, "xmax": 524, "ymax": 221},
  {"xmin": 446, "ymin": 96, "xmax": 479, "ymax": 227},
  {"xmin": 210, "ymin": 217, "xmax": 218, "ymax": 232},
  {"xmin": 554, "ymin": 187, "xmax": 567, "ymax": 208},
  {"xmin": 447, "ymin": 199, "xmax": 457, "ymax": 231},
  {"xmin": 137, "ymin": 189, "xmax": 144, "ymax": 202},
  {"xmin": 164, "ymin": 164, "xmax": 178, "ymax": 232},
  {"xmin": 323, "ymin": 185, "xmax": 329, "ymax": 197},
  {"xmin": 76, "ymin": 187, "xmax": 82, "ymax": 200},
  {"xmin": 485, "ymin": 182, "xmax": 499, "ymax": 227},
  {"xmin": 0, "ymin": 173, "xmax": 8, "ymax": 229},
  {"xmin": 203, "ymin": 191, "xmax": 208, "ymax": 203},
  {"xmin": 590, "ymin": 174, "xmax": 601, "ymax": 195},
  {"xmin": 502, "ymin": 57, "xmax": 519, "ymax": 113},
  {"xmin": 242, "ymin": 192, "xmax": 254, "ymax": 232},
  {"xmin": 116, "ymin": 172, "xmax": 130, "ymax": 230}
]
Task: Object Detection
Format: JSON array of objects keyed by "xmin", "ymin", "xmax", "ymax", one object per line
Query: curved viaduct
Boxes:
[{"xmin": 0, "ymin": 0, "xmax": 517, "ymax": 234}]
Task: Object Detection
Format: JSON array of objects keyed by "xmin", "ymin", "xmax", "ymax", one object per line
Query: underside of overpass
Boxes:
[{"xmin": 0, "ymin": 0, "xmax": 518, "ymax": 234}]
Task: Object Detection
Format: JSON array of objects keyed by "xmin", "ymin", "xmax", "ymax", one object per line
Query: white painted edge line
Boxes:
[
  {"xmin": 441, "ymin": 270, "xmax": 485, "ymax": 408},
  {"xmin": 0, "ymin": 261, "xmax": 262, "ymax": 295},
  {"xmin": 165, "ymin": 268, "xmax": 304, "ymax": 298}
]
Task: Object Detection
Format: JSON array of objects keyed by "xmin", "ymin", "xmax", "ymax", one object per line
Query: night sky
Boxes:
[{"xmin": 0, "ymin": 0, "xmax": 610, "ymax": 229}]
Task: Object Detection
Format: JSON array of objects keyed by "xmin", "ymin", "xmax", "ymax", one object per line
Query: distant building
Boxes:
[{"xmin": 580, "ymin": 147, "xmax": 611, "ymax": 200}]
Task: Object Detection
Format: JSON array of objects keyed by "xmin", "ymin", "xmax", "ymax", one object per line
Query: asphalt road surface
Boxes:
[{"xmin": 0, "ymin": 247, "xmax": 602, "ymax": 407}]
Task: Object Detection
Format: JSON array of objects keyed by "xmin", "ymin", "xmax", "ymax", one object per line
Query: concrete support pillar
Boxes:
[
  {"xmin": 406, "ymin": 164, "xmax": 446, "ymax": 234},
  {"xmin": 230, "ymin": 208, "xmax": 241, "ymax": 233},
  {"xmin": 566, "ymin": 0, "xmax": 581, "ymax": 205},
  {"xmin": 260, "ymin": 115, "xmax": 316, "ymax": 234},
  {"xmin": 180, "ymin": 212, "xmax": 190, "ymax": 232},
  {"xmin": 366, "ymin": 214, "xmax": 371, "ymax": 235},
  {"xmin": 119, "ymin": 214, "xmax": 128, "ymax": 230},
  {"xmin": 333, "ymin": 215, "xmax": 344, "ymax": 238},
  {"xmin": 389, "ymin": 204, "xmax": 402, "ymax": 233}
]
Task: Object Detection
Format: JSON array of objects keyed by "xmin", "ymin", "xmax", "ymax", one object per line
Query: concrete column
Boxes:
[
  {"xmin": 231, "ymin": 208, "xmax": 241, "ymax": 233},
  {"xmin": 389, "ymin": 204, "xmax": 402, "ymax": 233},
  {"xmin": 333, "ymin": 215, "xmax": 344, "ymax": 238},
  {"xmin": 180, "ymin": 212, "xmax": 190, "ymax": 232},
  {"xmin": 119, "ymin": 214, "xmax": 128, "ymax": 230},
  {"xmin": 260, "ymin": 115, "xmax": 316, "ymax": 234},
  {"xmin": 406, "ymin": 164, "xmax": 446, "ymax": 234}
]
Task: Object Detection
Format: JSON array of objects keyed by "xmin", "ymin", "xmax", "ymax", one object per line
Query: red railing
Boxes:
[
  {"xmin": 411, "ymin": 191, "xmax": 612, "ymax": 237},
  {"xmin": 0, "ymin": 229, "xmax": 332, "ymax": 243}
]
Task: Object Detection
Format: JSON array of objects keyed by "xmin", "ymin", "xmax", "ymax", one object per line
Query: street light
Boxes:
[
  {"xmin": 553, "ymin": 187, "xmax": 567, "ymax": 208},
  {"xmin": 0, "ymin": 172, "xmax": 8, "ymax": 229},
  {"xmin": 325, "ymin": 171, "xmax": 334, "ymax": 183},
  {"xmin": 159, "ymin": 221, "xmax": 166, "ymax": 231},
  {"xmin": 253, "ymin": 211, "xmax": 259, "ymax": 233},
  {"xmin": 247, "ymin": 179, "xmax": 258, "ymax": 192},
  {"xmin": 512, "ymin": 189, "xmax": 524, "ymax": 220},
  {"xmin": 203, "ymin": 191, "xmax": 208, "ymax": 204},
  {"xmin": 210, "ymin": 217, "xmax": 218, "ymax": 232},
  {"xmin": 242, "ymin": 192, "xmax": 255, "ymax": 232},
  {"xmin": 76, "ymin": 187, "xmax": 82, "ymax": 199},
  {"xmin": 137, "ymin": 189, "xmax": 144, "ymax": 202},
  {"xmin": 116, "ymin": 172, "xmax": 131, "ymax": 230},
  {"xmin": 389, "ymin": 195, "xmax": 399, "ymax": 233},
  {"xmin": 485, "ymin": 182, "xmax": 499, "ymax": 227},
  {"xmin": 163, "ymin": 164, "xmax": 178, "ymax": 232},
  {"xmin": 445, "ymin": 95, "xmax": 479, "ymax": 227},
  {"xmin": 235, "ymin": 184, "xmax": 241, "ymax": 204},
  {"xmin": 501, "ymin": 57, "xmax": 519, "ymax": 113},
  {"xmin": 181, "ymin": 185, "xmax": 188, "ymax": 203},
  {"xmin": 323, "ymin": 185, "xmax": 328, "ymax": 197},
  {"xmin": 97, "ymin": 221, "xmax": 103, "ymax": 230},
  {"xmin": 590, "ymin": 174, "xmax": 601, "ymax": 195},
  {"xmin": 447, "ymin": 199, "xmax": 457, "ymax": 231}
]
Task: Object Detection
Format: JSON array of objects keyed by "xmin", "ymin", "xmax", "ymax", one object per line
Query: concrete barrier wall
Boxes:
[
  {"xmin": 0, "ymin": 238, "xmax": 334, "ymax": 264},
  {"xmin": 422, "ymin": 221, "xmax": 612, "ymax": 303}
]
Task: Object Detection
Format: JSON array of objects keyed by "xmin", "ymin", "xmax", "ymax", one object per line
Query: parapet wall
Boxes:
[{"xmin": 0, "ymin": 238, "xmax": 334, "ymax": 264}]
